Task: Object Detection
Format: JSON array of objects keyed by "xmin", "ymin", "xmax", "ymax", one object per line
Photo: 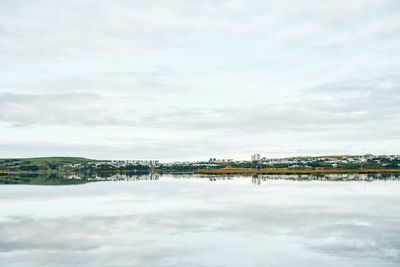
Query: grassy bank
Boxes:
[
  {"xmin": 0, "ymin": 157, "xmax": 100, "ymax": 171},
  {"xmin": 195, "ymin": 168, "xmax": 400, "ymax": 175},
  {"xmin": 0, "ymin": 171, "xmax": 7, "ymax": 176}
]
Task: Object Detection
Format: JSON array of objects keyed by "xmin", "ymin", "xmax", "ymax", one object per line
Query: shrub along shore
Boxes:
[{"xmin": 195, "ymin": 168, "xmax": 400, "ymax": 175}]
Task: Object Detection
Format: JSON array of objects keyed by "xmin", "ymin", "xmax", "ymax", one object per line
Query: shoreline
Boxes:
[
  {"xmin": 2, "ymin": 169, "xmax": 400, "ymax": 176},
  {"xmin": 194, "ymin": 169, "xmax": 400, "ymax": 175}
]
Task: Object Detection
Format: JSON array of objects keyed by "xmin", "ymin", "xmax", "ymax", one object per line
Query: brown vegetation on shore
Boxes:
[
  {"xmin": 0, "ymin": 171, "xmax": 8, "ymax": 176},
  {"xmin": 195, "ymin": 168, "xmax": 400, "ymax": 175}
]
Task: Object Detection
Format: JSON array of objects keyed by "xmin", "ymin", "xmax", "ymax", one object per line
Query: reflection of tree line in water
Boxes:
[
  {"xmin": 0, "ymin": 171, "xmax": 162, "ymax": 185},
  {"xmin": 0, "ymin": 172, "xmax": 89, "ymax": 185},
  {"xmin": 249, "ymin": 173, "xmax": 400, "ymax": 185},
  {"xmin": 1, "ymin": 172, "xmax": 400, "ymax": 185}
]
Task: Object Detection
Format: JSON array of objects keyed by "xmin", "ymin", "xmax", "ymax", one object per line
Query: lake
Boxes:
[{"xmin": 0, "ymin": 173, "xmax": 399, "ymax": 266}]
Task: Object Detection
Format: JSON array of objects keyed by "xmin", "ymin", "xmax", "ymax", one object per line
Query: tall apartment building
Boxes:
[{"xmin": 251, "ymin": 154, "xmax": 261, "ymax": 161}]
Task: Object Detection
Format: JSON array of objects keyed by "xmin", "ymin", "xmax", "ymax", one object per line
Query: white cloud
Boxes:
[{"xmin": 0, "ymin": 0, "xmax": 399, "ymax": 159}]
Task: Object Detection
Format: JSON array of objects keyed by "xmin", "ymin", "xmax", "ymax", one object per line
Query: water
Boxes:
[{"xmin": 0, "ymin": 173, "xmax": 399, "ymax": 266}]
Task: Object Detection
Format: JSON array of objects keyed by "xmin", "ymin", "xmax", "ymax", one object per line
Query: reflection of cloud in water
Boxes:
[{"xmin": 0, "ymin": 177, "xmax": 400, "ymax": 266}]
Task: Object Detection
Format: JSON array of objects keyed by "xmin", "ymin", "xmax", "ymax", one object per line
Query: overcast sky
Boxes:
[{"xmin": 0, "ymin": 0, "xmax": 399, "ymax": 161}]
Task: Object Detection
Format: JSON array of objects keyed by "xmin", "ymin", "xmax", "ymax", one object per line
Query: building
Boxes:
[{"xmin": 251, "ymin": 154, "xmax": 261, "ymax": 161}]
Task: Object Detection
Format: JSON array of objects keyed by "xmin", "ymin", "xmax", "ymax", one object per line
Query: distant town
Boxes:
[
  {"xmin": 1, "ymin": 154, "xmax": 400, "ymax": 173},
  {"xmin": 66, "ymin": 154, "xmax": 400, "ymax": 171}
]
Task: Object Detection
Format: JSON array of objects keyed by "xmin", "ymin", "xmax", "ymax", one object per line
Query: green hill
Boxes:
[{"xmin": 0, "ymin": 157, "xmax": 101, "ymax": 171}]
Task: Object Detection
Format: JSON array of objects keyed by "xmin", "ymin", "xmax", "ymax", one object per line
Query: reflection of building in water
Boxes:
[
  {"xmin": 69, "ymin": 172, "xmax": 400, "ymax": 183},
  {"xmin": 88, "ymin": 172, "xmax": 160, "ymax": 181},
  {"xmin": 208, "ymin": 176, "xmax": 233, "ymax": 182},
  {"xmin": 67, "ymin": 174, "xmax": 82, "ymax": 180},
  {"xmin": 252, "ymin": 175, "xmax": 261, "ymax": 185}
]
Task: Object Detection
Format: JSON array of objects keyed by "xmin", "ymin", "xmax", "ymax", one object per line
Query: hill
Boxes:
[{"xmin": 0, "ymin": 157, "xmax": 101, "ymax": 171}]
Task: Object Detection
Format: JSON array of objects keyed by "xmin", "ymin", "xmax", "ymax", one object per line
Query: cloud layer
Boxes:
[{"xmin": 0, "ymin": 0, "xmax": 399, "ymax": 159}]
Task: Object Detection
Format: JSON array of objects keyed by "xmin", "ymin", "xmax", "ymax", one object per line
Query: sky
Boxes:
[{"xmin": 0, "ymin": 0, "xmax": 399, "ymax": 161}]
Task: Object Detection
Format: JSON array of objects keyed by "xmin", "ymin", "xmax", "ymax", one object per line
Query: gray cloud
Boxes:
[
  {"xmin": 0, "ymin": 0, "xmax": 399, "ymax": 158},
  {"xmin": 0, "ymin": 0, "xmax": 397, "ymax": 60},
  {"xmin": 1, "ymin": 74, "xmax": 399, "ymax": 134},
  {"xmin": 306, "ymin": 75, "xmax": 400, "ymax": 125},
  {"xmin": 0, "ymin": 92, "xmax": 120, "ymax": 127}
]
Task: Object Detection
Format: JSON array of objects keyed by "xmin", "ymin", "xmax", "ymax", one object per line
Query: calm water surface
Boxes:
[{"xmin": 0, "ymin": 173, "xmax": 399, "ymax": 266}]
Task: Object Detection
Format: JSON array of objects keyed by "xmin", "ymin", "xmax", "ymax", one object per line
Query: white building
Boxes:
[{"xmin": 251, "ymin": 154, "xmax": 261, "ymax": 161}]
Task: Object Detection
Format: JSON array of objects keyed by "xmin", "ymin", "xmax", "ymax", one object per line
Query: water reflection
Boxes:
[
  {"xmin": 248, "ymin": 173, "xmax": 400, "ymax": 185},
  {"xmin": 0, "ymin": 174, "xmax": 400, "ymax": 266},
  {"xmin": 2, "ymin": 171, "xmax": 400, "ymax": 185}
]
